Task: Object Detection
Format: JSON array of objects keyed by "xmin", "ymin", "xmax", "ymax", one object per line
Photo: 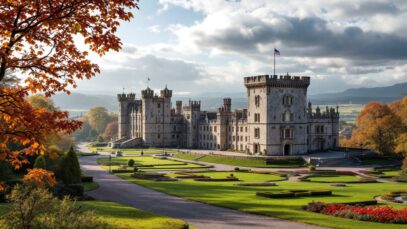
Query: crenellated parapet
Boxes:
[
  {"xmin": 141, "ymin": 87, "xmax": 154, "ymax": 98},
  {"xmin": 160, "ymin": 86, "xmax": 172, "ymax": 98},
  {"xmin": 117, "ymin": 93, "xmax": 136, "ymax": 102},
  {"xmin": 244, "ymin": 74, "xmax": 310, "ymax": 88},
  {"xmin": 189, "ymin": 100, "xmax": 201, "ymax": 110}
]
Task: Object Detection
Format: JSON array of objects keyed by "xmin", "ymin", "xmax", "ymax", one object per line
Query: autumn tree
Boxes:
[
  {"xmin": 86, "ymin": 106, "xmax": 112, "ymax": 134},
  {"xmin": 0, "ymin": 1, "xmax": 138, "ymax": 168},
  {"xmin": 348, "ymin": 102, "xmax": 402, "ymax": 155},
  {"xmin": 103, "ymin": 121, "xmax": 118, "ymax": 141}
]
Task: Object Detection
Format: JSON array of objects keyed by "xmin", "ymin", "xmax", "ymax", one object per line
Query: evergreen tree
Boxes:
[
  {"xmin": 33, "ymin": 156, "xmax": 46, "ymax": 169},
  {"xmin": 60, "ymin": 146, "xmax": 81, "ymax": 184}
]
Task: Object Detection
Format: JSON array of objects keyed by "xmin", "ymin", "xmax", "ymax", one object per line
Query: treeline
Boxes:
[
  {"xmin": 74, "ymin": 107, "xmax": 118, "ymax": 142},
  {"xmin": 342, "ymin": 95, "xmax": 407, "ymax": 156}
]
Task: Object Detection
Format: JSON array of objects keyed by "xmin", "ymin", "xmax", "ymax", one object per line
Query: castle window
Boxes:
[
  {"xmin": 245, "ymin": 127, "xmax": 248, "ymax": 132},
  {"xmin": 281, "ymin": 128, "xmax": 293, "ymax": 139},
  {"xmin": 240, "ymin": 127, "xmax": 243, "ymax": 132},
  {"xmin": 283, "ymin": 95, "xmax": 293, "ymax": 106},
  {"xmin": 187, "ymin": 114, "xmax": 190, "ymax": 119},
  {"xmin": 157, "ymin": 134, "xmax": 160, "ymax": 139},
  {"xmin": 255, "ymin": 95, "xmax": 260, "ymax": 107},
  {"xmin": 157, "ymin": 103, "xmax": 161, "ymax": 108},
  {"xmin": 214, "ymin": 126, "xmax": 217, "ymax": 132},
  {"xmin": 233, "ymin": 136, "xmax": 235, "ymax": 141},
  {"xmin": 254, "ymin": 113, "xmax": 260, "ymax": 122},
  {"xmin": 245, "ymin": 136, "xmax": 248, "ymax": 141},
  {"xmin": 254, "ymin": 128, "xmax": 260, "ymax": 139},
  {"xmin": 240, "ymin": 136, "xmax": 243, "ymax": 141}
]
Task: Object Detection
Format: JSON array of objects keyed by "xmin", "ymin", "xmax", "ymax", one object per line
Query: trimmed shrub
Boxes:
[
  {"xmin": 133, "ymin": 167, "xmax": 139, "ymax": 172},
  {"xmin": 234, "ymin": 167, "xmax": 240, "ymax": 171},
  {"xmin": 235, "ymin": 182, "xmax": 276, "ymax": 187},
  {"xmin": 128, "ymin": 159, "xmax": 135, "ymax": 167},
  {"xmin": 54, "ymin": 184, "xmax": 84, "ymax": 198},
  {"xmin": 306, "ymin": 201, "xmax": 326, "ymax": 213},
  {"xmin": 343, "ymin": 200, "xmax": 377, "ymax": 206},
  {"xmin": 194, "ymin": 177, "xmax": 239, "ymax": 182},
  {"xmin": 59, "ymin": 146, "xmax": 81, "ymax": 185},
  {"xmin": 81, "ymin": 175, "xmax": 93, "ymax": 183},
  {"xmin": 310, "ymin": 190, "xmax": 332, "ymax": 196},
  {"xmin": 112, "ymin": 169, "xmax": 133, "ymax": 173},
  {"xmin": 256, "ymin": 192, "xmax": 294, "ymax": 198},
  {"xmin": 308, "ymin": 165, "xmax": 316, "ymax": 172}
]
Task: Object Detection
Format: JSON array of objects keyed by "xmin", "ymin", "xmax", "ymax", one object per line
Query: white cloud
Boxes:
[{"xmin": 148, "ymin": 25, "xmax": 161, "ymax": 33}]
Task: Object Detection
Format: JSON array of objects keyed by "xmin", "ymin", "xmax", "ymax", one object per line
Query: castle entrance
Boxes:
[{"xmin": 284, "ymin": 144, "xmax": 291, "ymax": 156}]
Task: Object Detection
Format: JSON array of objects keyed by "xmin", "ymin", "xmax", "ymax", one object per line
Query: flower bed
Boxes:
[{"xmin": 306, "ymin": 201, "xmax": 407, "ymax": 224}]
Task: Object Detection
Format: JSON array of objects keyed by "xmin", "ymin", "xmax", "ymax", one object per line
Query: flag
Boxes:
[{"xmin": 274, "ymin": 48, "xmax": 280, "ymax": 55}]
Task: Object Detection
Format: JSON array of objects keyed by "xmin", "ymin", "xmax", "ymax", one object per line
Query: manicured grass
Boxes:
[
  {"xmin": 0, "ymin": 201, "xmax": 188, "ymax": 229},
  {"xmin": 98, "ymin": 156, "xmax": 210, "ymax": 171},
  {"xmin": 382, "ymin": 170, "xmax": 402, "ymax": 177},
  {"xmin": 308, "ymin": 175, "xmax": 360, "ymax": 183},
  {"xmin": 115, "ymin": 171, "xmax": 407, "ymax": 229},
  {"xmin": 360, "ymin": 158, "xmax": 398, "ymax": 166},
  {"xmin": 174, "ymin": 153, "xmax": 306, "ymax": 168},
  {"xmin": 83, "ymin": 181, "xmax": 99, "ymax": 192}
]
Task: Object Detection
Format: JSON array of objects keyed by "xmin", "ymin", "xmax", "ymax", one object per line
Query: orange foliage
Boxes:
[
  {"xmin": 0, "ymin": 182, "xmax": 6, "ymax": 192},
  {"xmin": 346, "ymin": 102, "xmax": 402, "ymax": 154},
  {"xmin": 0, "ymin": 87, "xmax": 81, "ymax": 168},
  {"xmin": 0, "ymin": 0, "xmax": 138, "ymax": 95},
  {"xmin": 0, "ymin": 1, "xmax": 137, "ymax": 167},
  {"xmin": 23, "ymin": 168, "xmax": 57, "ymax": 188}
]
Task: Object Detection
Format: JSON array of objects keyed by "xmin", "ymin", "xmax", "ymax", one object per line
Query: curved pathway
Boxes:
[{"xmin": 78, "ymin": 149, "xmax": 324, "ymax": 229}]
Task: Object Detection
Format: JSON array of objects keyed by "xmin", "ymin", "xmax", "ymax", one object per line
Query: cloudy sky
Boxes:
[{"xmin": 75, "ymin": 0, "xmax": 407, "ymax": 96}]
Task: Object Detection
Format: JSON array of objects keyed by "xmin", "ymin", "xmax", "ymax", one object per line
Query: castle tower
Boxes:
[
  {"xmin": 160, "ymin": 85, "xmax": 172, "ymax": 98},
  {"xmin": 184, "ymin": 100, "xmax": 201, "ymax": 148},
  {"xmin": 223, "ymin": 98, "xmax": 231, "ymax": 112},
  {"xmin": 117, "ymin": 93, "xmax": 135, "ymax": 139},
  {"xmin": 176, "ymin": 101, "xmax": 182, "ymax": 115},
  {"xmin": 244, "ymin": 74, "xmax": 310, "ymax": 155}
]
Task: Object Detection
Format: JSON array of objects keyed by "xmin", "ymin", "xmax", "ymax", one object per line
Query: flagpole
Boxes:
[{"xmin": 274, "ymin": 50, "xmax": 276, "ymax": 76}]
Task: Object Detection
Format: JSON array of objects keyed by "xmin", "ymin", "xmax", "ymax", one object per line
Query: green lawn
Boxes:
[
  {"xmin": 173, "ymin": 154, "xmax": 306, "ymax": 168},
  {"xmin": 307, "ymin": 175, "xmax": 360, "ymax": 183},
  {"xmin": 114, "ymin": 171, "xmax": 407, "ymax": 229},
  {"xmin": 83, "ymin": 181, "xmax": 99, "ymax": 192},
  {"xmin": 0, "ymin": 201, "xmax": 188, "ymax": 229},
  {"xmin": 97, "ymin": 156, "xmax": 210, "ymax": 171}
]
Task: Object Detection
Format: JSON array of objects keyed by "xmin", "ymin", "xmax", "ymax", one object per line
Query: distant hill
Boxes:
[
  {"xmin": 309, "ymin": 82, "xmax": 407, "ymax": 104},
  {"xmin": 53, "ymin": 93, "xmax": 117, "ymax": 111},
  {"xmin": 53, "ymin": 82, "xmax": 407, "ymax": 112}
]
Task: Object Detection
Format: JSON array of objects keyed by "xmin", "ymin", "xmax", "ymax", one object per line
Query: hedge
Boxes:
[
  {"xmin": 342, "ymin": 200, "xmax": 378, "ymax": 206},
  {"xmin": 54, "ymin": 184, "xmax": 84, "ymax": 198},
  {"xmin": 256, "ymin": 189, "xmax": 333, "ymax": 199},
  {"xmin": 112, "ymin": 169, "xmax": 134, "ymax": 173},
  {"xmin": 81, "ymin": 175, "xmax": 93, "ymax": 183},
  {"xmin": 194, "ymin": 177, "xmax": 239, "ymax": 182},
  {"xmin": 235, "ymin": 182, "xmax": 277, "ymax": 187}
]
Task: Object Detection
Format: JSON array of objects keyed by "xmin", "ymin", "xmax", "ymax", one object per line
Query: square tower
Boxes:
[{"xmin": 244, "ymin": 74, "xmax": 310, "ymax": 155}]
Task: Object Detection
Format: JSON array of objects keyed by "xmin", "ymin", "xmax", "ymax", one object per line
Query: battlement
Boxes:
[
  {"xmin": 160, "ymin": 86, "xmax": 172, "ymax": 98},
  {"xmin": 117, "ymin": 93, "xmax": 136, "ymax": 101},
  {"xmin": 189, "ymin": 100, "xmax": 201, "ymax": 110},
  {"xmin": 244, "ymin": 74, "xmax": 310, "ymax": 88},
  {"xmin": 141, "ymin": 87, "xmax": 154, "ymax": 98}
]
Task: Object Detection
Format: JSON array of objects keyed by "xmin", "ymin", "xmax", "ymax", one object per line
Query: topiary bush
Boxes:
[
  {"xmin": 59, "ymin": 146, "xmax": 82, "ymax": 185},
  {"xmin": 128, "ymin": 159, "xmax": 135, "ymax": 167}
]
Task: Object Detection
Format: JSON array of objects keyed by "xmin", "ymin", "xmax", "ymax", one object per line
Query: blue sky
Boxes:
[{"xmin": 75, "ymin": 0, "xmax": 407, "ymax": 96}]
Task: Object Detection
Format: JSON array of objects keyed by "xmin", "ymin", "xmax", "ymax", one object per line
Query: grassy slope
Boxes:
[
  {"xmin": 115, "ymin": 172, "xmax": 407, "ymax": 229},
  {"xmin": 0, "ymin": 201, "xmax": 188, "ymax": 229},
  {"xmin": 174, "ymin": 154, "xmax": 305, "ymax": 168}
]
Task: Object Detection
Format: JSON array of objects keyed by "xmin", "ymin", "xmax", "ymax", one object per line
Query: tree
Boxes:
[
  {"xmin": 128, "ymin": 159, "xmax": 135, "ymax": 167},
  {"xmin": 27, "ymin": 94, "xmax": 56, "ymax": 112},
  {"xmin": 0, "ymin": 1, "xmax": 137, "ymax": 168},
  {"xmin": 0, "ymin": 0, "xmax": 138, "ymax": 93},
  {"xmin": 348, "ymin": 102, "xmax": 402, "ymax": 155},
  {"xmin": 87, "ymin": 107, "xmax": 111, "ymax": 134},
  {"xmin": 59, "ymin": 146, "xmax": 81, "ymax": 184},
  {"xmin": 103, "ymin": 121, "xmax": 118, "ymax": 141}
]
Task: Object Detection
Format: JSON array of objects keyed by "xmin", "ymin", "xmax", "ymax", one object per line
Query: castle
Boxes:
[{"xmin": 112, "ymin": 75, "xmax": 340, "ymax": 156}]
